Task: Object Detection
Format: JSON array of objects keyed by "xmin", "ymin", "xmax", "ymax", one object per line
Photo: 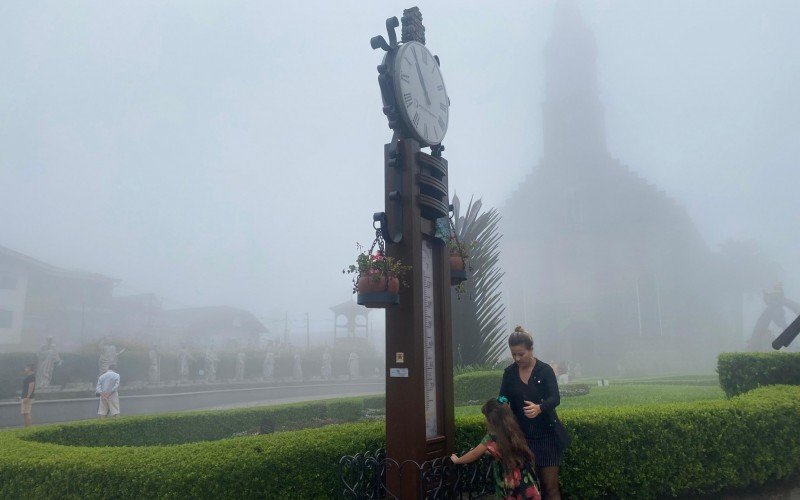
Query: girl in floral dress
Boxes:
[{"xmin": 451, "ymin": 397, "xmax": 541, "ymax": 500}]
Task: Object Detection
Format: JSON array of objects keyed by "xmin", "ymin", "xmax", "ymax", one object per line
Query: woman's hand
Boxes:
[
  {"xmin": 450, "ymin": 454, "xmax": 460, "ymax": 464},
  {"xmin": 523, "ymin": 400, "xmax": 542, "ymax": 419}
]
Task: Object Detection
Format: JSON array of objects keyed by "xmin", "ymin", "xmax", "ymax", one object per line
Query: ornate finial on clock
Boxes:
[{"xmin": 401, "ymin": 7, "xmax": 425, "ymax": 45}]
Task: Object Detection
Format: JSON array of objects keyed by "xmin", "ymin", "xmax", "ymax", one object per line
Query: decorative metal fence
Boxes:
[{"xmin": 337, "ymin": 449, "xmax": 495, "ymax": 499}]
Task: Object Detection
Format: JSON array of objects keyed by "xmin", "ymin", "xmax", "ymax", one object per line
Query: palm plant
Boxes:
[{"xmin": 450, "ymin": 194, "xmax": 506, "ymax": 366}]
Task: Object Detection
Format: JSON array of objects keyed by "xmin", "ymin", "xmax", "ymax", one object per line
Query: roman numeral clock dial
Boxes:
[{"xmin": 392, "ymin": 41, "xmax": 449, "ymax": 146}]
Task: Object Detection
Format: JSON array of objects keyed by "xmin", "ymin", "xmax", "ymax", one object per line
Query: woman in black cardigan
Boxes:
[{"xmin": 499, "ymin": 326, "xmax": 566, "ymax": 499}]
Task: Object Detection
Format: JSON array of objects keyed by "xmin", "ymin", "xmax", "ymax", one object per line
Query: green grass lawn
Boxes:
[{"xmin": 454, "ymin": 382, "xmax": 725, "ymax": 418}]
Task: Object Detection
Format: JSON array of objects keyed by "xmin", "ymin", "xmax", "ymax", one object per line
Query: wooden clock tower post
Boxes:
[{"xmin": 370, "ymin": 7, "xmax": 455, "ymax": 498}]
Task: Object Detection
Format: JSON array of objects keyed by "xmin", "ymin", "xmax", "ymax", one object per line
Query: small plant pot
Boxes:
[
  {"xmin": 357, "ymin": 273, "xmax": 400, "ymax": 308},
  {"xmin": 449, "ymin": 255, "xmax": 467, "ymax": 286}
]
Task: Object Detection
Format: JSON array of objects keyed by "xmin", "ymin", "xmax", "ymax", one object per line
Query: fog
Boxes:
[{"xmin": 2, "ymin": 1, "xmax": 798, "ymax": 352}]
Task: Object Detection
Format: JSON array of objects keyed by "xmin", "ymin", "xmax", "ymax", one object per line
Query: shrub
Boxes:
[
  {"xmin": 0, "ymin": 386, "xmax": 798, "ymax": 498},
  {"xmin": 1, "ymin": 420, "xmax": 386, "ymax": 499},
  {"xmin": 561, "ymin": 385, "xmax": 800, "ymax": 497},
  {"xmin": 22, "ymin": 398, "xmax": 365, "ymax": 447},
  {"xmin": 453, "ymin": 370, "xmax": 503, "ymax": 405},
  {"xmin": 361, "ymin": 395, "xmax": 386, "ymax": 409},
  {"xmin": 717, "ymin": 352, "xmax": 800, "ymax": 397}
]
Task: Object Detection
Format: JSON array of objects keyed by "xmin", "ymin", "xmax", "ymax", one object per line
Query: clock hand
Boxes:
[
  {"xmin": 411, "ymin": 48, "xmax": 432, "ymax": 107},
  {"xmin": 418, "ymin": 105, "xmax": 437, "ymax": 120}
]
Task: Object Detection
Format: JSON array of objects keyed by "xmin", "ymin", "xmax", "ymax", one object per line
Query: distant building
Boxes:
[
  {"xmin": 110, "ymin": 293, "xmax": 162, "ymax": 340},
  {"xmin": 501, "ymin": 5, "xmax": 737, "ymax": 374},
  {"xmin": 152, "ymin": 306, "xmax": 269, "ymax": 350},
  {"xmin": 0, "ymin": 245, "xmax": 117, "ymax": 353}
]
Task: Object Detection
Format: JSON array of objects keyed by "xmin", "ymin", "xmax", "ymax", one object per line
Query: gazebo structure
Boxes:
[{"xmin": 330, "ymin": 299, "xmax": 369, "ymax": 343}]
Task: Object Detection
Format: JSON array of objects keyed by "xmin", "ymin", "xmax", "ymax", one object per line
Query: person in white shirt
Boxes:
[{"xmin": 96, "ymin": 364, "xmax": 121, "ymax": 418}]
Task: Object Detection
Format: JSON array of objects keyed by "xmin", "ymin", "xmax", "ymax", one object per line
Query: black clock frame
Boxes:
[{"xmin": 372, "ymin": 16, "xmax": 446, "ymax": 148}]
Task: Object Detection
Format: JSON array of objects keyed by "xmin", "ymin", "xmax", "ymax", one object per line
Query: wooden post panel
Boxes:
[
  {"xmin": 384, "ymin": 139, "xmax": 454, "ymax": 497},
  {"xmin": 371, "ymin": 9, "xmax": 454, "ymax": 497}
]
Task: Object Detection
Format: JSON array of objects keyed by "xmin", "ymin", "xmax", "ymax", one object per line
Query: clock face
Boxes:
[{"xmin": 392, "ymin": 41, "xmax": 449, "ymax": 146}]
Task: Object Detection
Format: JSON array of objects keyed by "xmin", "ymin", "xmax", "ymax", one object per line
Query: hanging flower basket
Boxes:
[
  {"xmin": 357, "ymin": 270, "xmax": 401, "ymax": 308},
  {"xmin": 448, "ymin": 236, "xmax": 468, "ymax": 287},
  {"xmin": 344, "ymin": 241, "xmax": 411, "ymax": 309},
  {"xmin": 358, "ymin": 271, "xmax": 401, "ymax": 295}
]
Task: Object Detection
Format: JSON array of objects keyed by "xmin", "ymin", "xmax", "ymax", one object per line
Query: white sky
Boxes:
[{"xmin": 1, "ymin": 1, "xmax": 798, "ymax": 344}]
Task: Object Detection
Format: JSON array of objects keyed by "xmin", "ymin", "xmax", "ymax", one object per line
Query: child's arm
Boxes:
[{"xmin": 450, "ymin": 443, "xmax": 488, "ymax": 465}]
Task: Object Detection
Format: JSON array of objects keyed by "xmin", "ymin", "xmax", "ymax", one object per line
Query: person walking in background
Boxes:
[
  {"xmin": 96, "ymin": 364, "xmax": 121, "ymax": 419},
  {"xmin": 500, "ymin": 326, "xmax": 569, "ymax": 500},
  {"xmin": 450, "ymin": 397, "xmax": 541, "ymax": 499},
  {"xmin": 20, "ymin": 363, "xmax": 36, "ymax": 428}
]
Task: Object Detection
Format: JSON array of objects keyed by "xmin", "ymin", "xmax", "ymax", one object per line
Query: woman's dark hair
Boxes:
[
  {"xmin": 508, "ymin": 325, "xmax": 533, "ymax": 350},
  {"xmin": 482, "ymin": 398, "xmax": 534, "ymax": 469}
]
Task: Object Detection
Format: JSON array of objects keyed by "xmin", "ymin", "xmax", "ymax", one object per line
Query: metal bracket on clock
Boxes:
[{"xmin": 370, "ymin": 16, "xmax": 399, "ymax": 52}]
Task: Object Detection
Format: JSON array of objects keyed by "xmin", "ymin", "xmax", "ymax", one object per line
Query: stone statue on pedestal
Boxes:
[
  {"xmin": 205, "ymin": 346, "xmax": 219, "ymax": 383},
  {"xmin": 98, "ymin": 336, "xmax": 125, "ymax": 375},
  {"xmin": 235, "ymin": 351, "xmax": 246, "ymax": 381},
  {"xmin": 321, "ymin": 349, "xmax": 333, "ymax": 380},
  {"xmin": 348, "ymin": 352, "xmax": 360, "ymax": 380},
  {"xmin": 36, "ymin": 336, "xmax": 62, "ymax": 388},
  {"xmin": 263, "ymin": 351, "xmax": 275, "ymax": 380},
  {"xmin": 293, "ymin": 353, "xmax": 303, "ymax": 380},
  {"xmin": 177, "ymin": 345, "xmax": 194, "ymax": 382},
  {"xmin": 148, "ymin": 344, "xmax": 160, "ymax": 384}
]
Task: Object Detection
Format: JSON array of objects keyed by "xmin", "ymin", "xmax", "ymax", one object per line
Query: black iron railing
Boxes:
[{"xmin": 337, "ymin": 449, "xmax": 494, "ymax": 499}]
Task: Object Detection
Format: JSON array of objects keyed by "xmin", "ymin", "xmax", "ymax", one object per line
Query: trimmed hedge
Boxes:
[
  {"xmin": 718, "ymin": 352, "xmax": 800, "ymax": 397},
  {"xmin": 4, "ymin": 385, "xmax": 797, "ymax": 498},
  {"xmin": 23, "ymin": 398, "xmax": 366, "ymax": 447}
]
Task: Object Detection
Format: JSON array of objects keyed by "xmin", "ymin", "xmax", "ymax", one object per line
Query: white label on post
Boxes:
[
  {"xmin": 422, "ymin": 239, "xmax": 438, "ymax": 438},
  {"xmin": 389, "ymin": 367, "xmax": 409, "ymax": 377}
]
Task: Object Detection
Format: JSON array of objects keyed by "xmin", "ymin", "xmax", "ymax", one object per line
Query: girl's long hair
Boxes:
[{"xmin": 482, "ymin": 398, "xmax": 534, "ymax": 469}]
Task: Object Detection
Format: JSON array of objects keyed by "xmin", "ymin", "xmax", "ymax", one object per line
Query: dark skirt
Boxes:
[{"xmin": 527, "ymin": 433, "xmax": 563, "ymax": 468}]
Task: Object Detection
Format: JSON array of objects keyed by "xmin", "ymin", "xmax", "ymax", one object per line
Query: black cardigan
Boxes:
[{"xmin": 499, "ymin": 360, "xmax": 561, "ymax": 439}]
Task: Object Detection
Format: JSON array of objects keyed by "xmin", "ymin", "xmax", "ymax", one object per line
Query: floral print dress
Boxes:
[{"xmin": 482, "ymin": 434, "xmax": 541, "ymax": 500}]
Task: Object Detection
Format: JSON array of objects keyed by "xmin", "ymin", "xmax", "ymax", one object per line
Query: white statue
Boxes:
[
  {"xmin": 205, "ymin": 346, "xmax": 219, "ymax": 383},
  {"xmin": 293, "ymin": 353, "xmax": 303, "ymax": 380},
  {"xmin": 148, "ymin": 344, "xmax": 160, "ymax": 384},
  {"xmin": 177, "ymin": 345, "xmax": 194, "ymax": 382},
  {"xmin": 98, "ymin": 336, "xmax": 125, "ymax": 375},
  {"xmin": 263, "ymin": 351, "xmax": 275, "ymax": 380},
  {"xmin": 36, "ymin": 336, "xmax": 62, "ymax": 388},
  {"xmin": 348, "ymin": 352, "xmax": 360, "ymax": 380},
  {"xmin": 321, "ymin": 349, "xmax": 333, "ymax": 380},
  {"xmin": 235, "ymin": 351, "xmax": 246, "ymax": 381}
]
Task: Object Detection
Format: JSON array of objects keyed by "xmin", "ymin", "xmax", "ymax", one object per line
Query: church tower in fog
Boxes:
[{"xmin": 502, "ymin": 3, "xmax": 732, "ymax": 374}]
